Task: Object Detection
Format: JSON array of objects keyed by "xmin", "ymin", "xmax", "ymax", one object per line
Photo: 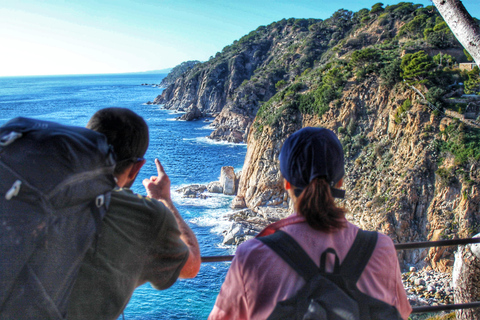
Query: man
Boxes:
[{"xmin": 67, "ymin": 107, "xmax": 201, "ymax": 319}]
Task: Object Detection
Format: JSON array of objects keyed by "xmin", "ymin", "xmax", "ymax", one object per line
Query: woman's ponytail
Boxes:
[{"xmin": 295, "ymin": 177, "xmax": 346, "ymax": 232}]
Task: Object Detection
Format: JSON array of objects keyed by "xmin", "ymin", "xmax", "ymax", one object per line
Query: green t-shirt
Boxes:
[{"xmin": 67, "ymin": 188, "xmax": 189, "ymax": 320}]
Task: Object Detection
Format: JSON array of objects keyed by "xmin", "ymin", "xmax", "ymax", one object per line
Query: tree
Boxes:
[
  {"xmin": 464, "ymin": 66, "xmax": 480, "ymax": 94},
  {"xmin": 432, "ymin": 0, "xmax": 480, "ymax": 66},
  {"xmin": 424, "ymin": 20, "xmax": 457, "ymax": 48},
  {"xmin": 400, "ymin": 50, "xmax": 436, "ymax": 84},
  {"xmin": 370, "ymin": 2, "xmax": 384, "ymax": 15},
  {"xmin": 433, "ymin": 52, "xmax": 456, "ymax": 67},
  {"xmin": 350, "ymin": 48, "xmax": 381, "ymax": 69}
]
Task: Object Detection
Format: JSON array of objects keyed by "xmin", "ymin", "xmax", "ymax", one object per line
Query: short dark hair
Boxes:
[{"xmin": 87, "ymin": 108, "xmax": 149, "ymax": 174}]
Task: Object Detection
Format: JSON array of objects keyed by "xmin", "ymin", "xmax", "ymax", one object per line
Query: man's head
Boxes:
[{"xmin": 87, "ymin": 108, "xmax": 149, "ymax": 185}]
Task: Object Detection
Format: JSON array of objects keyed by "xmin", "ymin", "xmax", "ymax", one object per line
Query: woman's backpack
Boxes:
[
  {"xmin": 257, "ymin": 230, "xmax": 403, "ymax": 320},
  {"xmin": 0, "ymin": 117, "xmax": 116, "ymax": 319}
]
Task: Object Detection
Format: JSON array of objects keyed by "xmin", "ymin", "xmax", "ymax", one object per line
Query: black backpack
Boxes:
[
  {"xmin": 257, "ymin": 230, "xmax": 403, "ymax": 320},
  {"xmin": 0, "ymin": 117, "xmax": 116, "ymax": 319}
]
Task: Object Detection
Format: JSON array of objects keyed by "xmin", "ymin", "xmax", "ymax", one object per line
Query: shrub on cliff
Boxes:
[
  {"xmin": 464, "ymin": 66, "xmax": 480, "ymax": 95},
  {"xmin": 401, "ymin": 50, "xmax": 436, "ymax": 84},
  {"xmin": 394, "ymin": 99, "xmax": 413, "ymax": 124},
  {"xmin": 424, "ymin": 19, "xmax": 458, "ymax": 49},
  {"xmin": 437, "ymin": 122, "xmax": 480, "ymax": 165},
  {"xmin": 380, "ymin": 59, "xmax": 402, "ymax": 88}
]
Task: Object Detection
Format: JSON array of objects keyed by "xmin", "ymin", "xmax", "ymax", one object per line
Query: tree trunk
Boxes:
[
  {"xmin": 453, "ymin": 235, "xmax": 480, "ymax": 319},
  {"xmin": 432, "ymin": 0, "xmax": 480, "ymax": 66}
]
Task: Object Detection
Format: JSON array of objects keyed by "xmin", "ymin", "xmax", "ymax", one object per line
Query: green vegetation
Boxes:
[
  {"xmin": 436, "ymin": 166, "xmax": 459, "ymax": 188},
  {"xmin": 464, "ymin": 48, "xmax": 473, "ymax": 62},
  {"xmin": 433, "ymin": 52, "xmax": 456, "ymax": 68},
  {"xmin": 247, "ymin": 2, "xmax": 480, "ymax": 176},
  {"xmin": 252, "ymin": 1, "xmax": 470, "ymax": 134},
  {"xmin": 464, "ymin": 66, "xmax": 480, "ymax": 95},
  {"xmin": 256, "ymin": 61, "xmax": 349, "ymax": 129},
  {"xmin": 370, "ymin": 2, "xmax": 385, "ymax": 15},
  {"xmin": 380, "ymin": 59, "xmax": 402, "ymax": 88},
  {"xmin": 436, "ymin": 123, "xmax": 480, "ymax": 165},
  {"xmin": 160, "ymin": 60, "xmax": 200, "ymax": 87},
  {"xmin": 400, "ymin": 51, "xmax": 436, "ymax": 84},
  {"xmin": 424, "ymin": 19, "xmax": 457, "ymax": 48},
  {"xmin": 275, "ymin": 80, "xmax": 287, "ymax": 90},
  {"xmin": 395, "ymin": 99, "xmax": 412, "ymax": 124},
  {"xmin": 169, "ymin": 0, "xmax": 475, "ymax": 168}
]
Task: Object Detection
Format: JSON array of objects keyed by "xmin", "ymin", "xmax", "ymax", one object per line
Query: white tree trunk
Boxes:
[
  {"xmin": 453, "ymin": 236, "xmax": 480, "ymax": 320},
  {"xmin": 432, "ymin": 0, "xmax": 480, "ymax": 67}
]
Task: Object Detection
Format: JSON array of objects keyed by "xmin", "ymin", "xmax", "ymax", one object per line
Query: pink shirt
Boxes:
[{"xmin": 209, "ymin": 216, "xmax": 412, "ymax": 320}]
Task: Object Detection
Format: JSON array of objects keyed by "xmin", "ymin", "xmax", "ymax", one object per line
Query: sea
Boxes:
[{"xmin": 0, "ymin": 73, "xmax": 246, "ymax": 319}]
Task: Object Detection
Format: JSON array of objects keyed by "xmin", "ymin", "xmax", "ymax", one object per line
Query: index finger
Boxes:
[{"xmin": 155, "ymin": 158, "xmax": 166, "ymax": 176}]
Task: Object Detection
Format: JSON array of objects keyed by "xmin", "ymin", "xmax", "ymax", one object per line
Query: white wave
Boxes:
[
  {"xmin": 196, "ymin": 124, "xmax": 215, "ymax": 130},
  {"xmin": 190, "ymin": 208, "xmax": 233, "ymax": 235},
  {"xmin": 186, "ymin": 136, "xmax": 248, "ymax": 147},
  {"xmin": 215, "ymin": 242, "xmax": 238, "ymax": 254},
  {"xmin": 168, "ymin": 110, "xmax": 185, "ymax": 115},
  {"xmin": 171, "ymin": 188, "xmax": 234, "ymax": 208}
]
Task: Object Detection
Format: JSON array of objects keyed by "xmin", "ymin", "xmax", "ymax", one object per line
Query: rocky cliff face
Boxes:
[
  {"xmin": 153, "ymin": 2, "xmax": 480, "ymax": 270},
  {"xmin": 236, "ymin": 74, "xmax": 480, "ymax": 270},
  {"xmin": 158, "ymin": 60, "xmax": 200, "ymax": 89},
  {"xmin": 153, "ymin": 14, "xmax": 351, "ymax": 142}
]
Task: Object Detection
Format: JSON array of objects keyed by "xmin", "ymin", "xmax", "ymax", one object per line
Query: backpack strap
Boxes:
[
  {"xmin": 319, "ymin": 248, "xmax": 340, "ymax": 274},
  {"xmin": 258, "ymin": 229, "xmax": 379, "ymax": 283},
  {"xmin": 339, "ymin": 229, "xmax": 378, "ymax": 282},
  {"xmin": 256, "ymin": 215, "xmax": 307, "ymax": 237},
  {"xmin": 91, "ymin": 192, "xmax": 111, "ymax": 253},
  {"xmin": 257, "ymin": 230, "xmax": 319, "ymax": 281}
]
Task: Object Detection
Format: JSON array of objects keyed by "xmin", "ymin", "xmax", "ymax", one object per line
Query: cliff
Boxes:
[
  {"xmin": 158, "ymin": 60, "xmax": 201, "ymax": 88},
  {"xmin": 155, "ymin": 2, "xmax": 480, "ymax": 270},
  {"xmin": 154, "ymin": 14, "xmax": 354, "ymax": 142},
  {"xmin": 238, "ymin": 70, "xmax": 480, "ymax": 270}
]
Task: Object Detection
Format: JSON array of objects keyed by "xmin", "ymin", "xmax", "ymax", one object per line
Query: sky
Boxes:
[{"xmin": 0, "ymin": 0, "xmax": 479, "ymax": 77}]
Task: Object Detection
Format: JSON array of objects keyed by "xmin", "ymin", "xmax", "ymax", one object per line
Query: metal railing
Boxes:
[{"xmin": 200, "ymin": 237, "xmax": 480, "ymax": 314}]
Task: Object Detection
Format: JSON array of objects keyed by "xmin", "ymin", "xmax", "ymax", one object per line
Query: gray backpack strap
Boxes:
[
  {"xmin": 339, "ymin": 230, "xmax": 378, "ymax": 282},
  {"xmin": 257, "ymin": 230, "xmax": 319, "ymax": 281},
  {"xmin": 258, "ymin": 229, "xmax": 378, "ymax": 283}
]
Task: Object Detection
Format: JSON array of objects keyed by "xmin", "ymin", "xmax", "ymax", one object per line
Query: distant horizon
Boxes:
[
  {"xmin": 0, "ymin": 69, "xmax": 173, "ymax": 79},
  {"xmin": 1, "ymin": 0, "xmax": 479, "ymax": 77}
]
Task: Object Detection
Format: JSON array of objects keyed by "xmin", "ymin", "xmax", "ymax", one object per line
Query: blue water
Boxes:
[{"xmin": 0, "ymin": 73, "xmax": 245, "ymax": 319}]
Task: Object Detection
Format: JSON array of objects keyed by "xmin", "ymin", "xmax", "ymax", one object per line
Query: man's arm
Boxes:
[{"xmin": 142, "ymin": 158, "xmax": 201, "ymax": 278}]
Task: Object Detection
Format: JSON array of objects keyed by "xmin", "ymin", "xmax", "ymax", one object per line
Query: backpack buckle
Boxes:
[
  {"xmin": 95, "ymin": 195, "xmax": 105, "ymax": 208},
  {"xmin": 0, "ymin": 131, "xmax": 23, "ymax": 147},
  {"xmin": 5, "ymin": 180, "xmax": 22, "ymax": 200}
]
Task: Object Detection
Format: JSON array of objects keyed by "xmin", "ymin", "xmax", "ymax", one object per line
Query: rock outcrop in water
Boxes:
[{"xmin": 155, "ymin": 2, "xmax": 480, "ymax": 271}]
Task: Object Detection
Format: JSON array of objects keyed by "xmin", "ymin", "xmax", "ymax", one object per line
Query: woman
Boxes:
[{"xmin": 208, "ymin": 127, "xmax": 411, "ymax": 320}]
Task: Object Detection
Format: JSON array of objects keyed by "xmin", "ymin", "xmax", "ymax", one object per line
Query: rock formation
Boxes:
[
  {"xmin": 153, "ymin": 16, "xmax": 341, "ymax": 142},
  {"xmin": 220, "ymin": 166, "xmax": 236, "ymax": 195},
  {"xmin": 176, "ymin": 166, "xmax": 240, "ymax": 197},
  {"xmin": 155, "ymin": 3, "xmax": 480, "ymax": 272},
  {"xmin": 237, "ymin": 70, "xmax": 480, "ymax": 271},
  {"xmin": 158, "ymin": 60, "xmax": 201, "ymax": 89}
]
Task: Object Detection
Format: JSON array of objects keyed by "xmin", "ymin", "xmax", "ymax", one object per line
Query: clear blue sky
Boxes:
[{"xmin": 0, "ymin": 0, "xmax": 479, "ymax": 77}]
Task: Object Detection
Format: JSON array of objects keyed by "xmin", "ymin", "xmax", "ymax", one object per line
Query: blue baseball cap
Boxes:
[{"xmin": 279, "ymin": 127, "xmax": 345, "ymax": 198}]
